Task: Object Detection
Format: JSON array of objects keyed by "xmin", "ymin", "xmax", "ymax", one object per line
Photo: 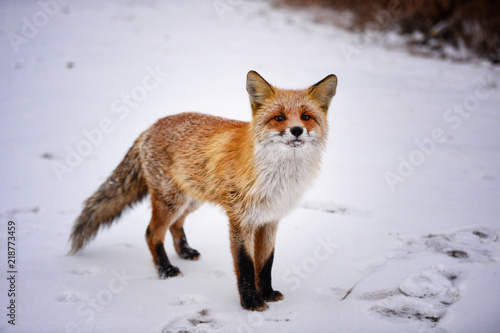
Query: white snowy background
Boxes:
[{"xmin": 1, "ymin": 1, "xmax": 499, "ymax": 332}]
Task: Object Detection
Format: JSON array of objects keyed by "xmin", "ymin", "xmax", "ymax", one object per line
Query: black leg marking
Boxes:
[
  {"xmin": 155, "ymin": 243, "xmax": 181, "ymax": 279},
  {"xmin": 175, "ymin": 231, "xmax": 200, "ymax": 260},
  {"xmin": 257, "ymin": 250, "xmax": 283, "ymax": 302},
  {"xmin": 237, "ymin": 245, "xmax": 267, "ymax": 311}
]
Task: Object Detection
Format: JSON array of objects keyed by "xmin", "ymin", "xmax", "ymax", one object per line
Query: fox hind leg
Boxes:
[
  {"xmin": 170, "ymin": 199, "xmax": 201, "ymax": 260},
  {"xmin": 146, "ymin": 189, "xmax": 189, "ymax": 279}
]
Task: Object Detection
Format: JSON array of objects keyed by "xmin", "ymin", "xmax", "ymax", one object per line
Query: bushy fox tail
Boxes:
[{"xmin": 69, "ymin": 140, "xmax": 148, "ymax": 255}]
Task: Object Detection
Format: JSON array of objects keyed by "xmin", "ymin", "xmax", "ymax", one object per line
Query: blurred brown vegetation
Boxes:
[{"xmin": 274, "ymin": 0, "xmax": 500, "ymax": 62}]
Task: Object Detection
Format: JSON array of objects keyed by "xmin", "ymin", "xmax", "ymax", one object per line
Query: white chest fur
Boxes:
[{"xmin": 241, "ymin": 142, "xmax": 323, "ymax": 226}]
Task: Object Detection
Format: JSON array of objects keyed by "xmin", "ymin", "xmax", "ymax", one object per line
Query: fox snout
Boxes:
[
  {"xmin": 281, "ymin": 126, "xmax": 312, "ymax": 148},
  {"xmin": 290, "ymin": 126, "xmax": 304, "ymax": 137}
]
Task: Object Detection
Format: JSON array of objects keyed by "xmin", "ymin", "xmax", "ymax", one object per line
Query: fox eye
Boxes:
[
  {"xmin": 274, "ymin": 115, "xmax": 286, "ymax": 122},
  {"xmin": 301, "ymin": 114, "xmax": 311, "ymax": 121}
]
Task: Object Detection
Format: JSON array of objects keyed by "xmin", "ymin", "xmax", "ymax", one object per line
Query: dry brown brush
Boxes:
[{"xmin": 273, "ymin": 0, "xmax": 500, "ymax": 62}]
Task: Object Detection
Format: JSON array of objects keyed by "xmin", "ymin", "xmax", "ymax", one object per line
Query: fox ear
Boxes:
[
  {"xmin": 308, "ymin": 74, "xmax": 337, "ymax": 113},
  {"xmin": 246, "ymin": 71, "xmax": 275, "ymax": 114}
]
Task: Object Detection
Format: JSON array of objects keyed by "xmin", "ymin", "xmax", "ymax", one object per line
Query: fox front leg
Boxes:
[
  {"xmin": 254, "ymin": 222, "xmax": 283, "ymax": 302},
  {"xmin": 229, "ymin": 221, "xmax": 268, "ymax": 311}
]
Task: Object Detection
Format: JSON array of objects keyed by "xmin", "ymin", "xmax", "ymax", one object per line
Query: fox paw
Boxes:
[
  {"xmin": 157, "ymin": 265, "xmax": 181, "ymax": 279},
  {"xmin": 261, "ymin": 290, "xmax": 284, "ymax": 302},
  {"xmin": 179, "ymin": 247, "xmax": 201, "ymax": 260},
  {"xmin": 241, "ymin": 295, "xmax": 268, "ymax": 311}
]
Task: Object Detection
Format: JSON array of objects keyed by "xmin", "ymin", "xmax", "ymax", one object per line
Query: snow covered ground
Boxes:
[{"xmin": 1, "ymin": 1, "xmax": 499, "ymax": 332}]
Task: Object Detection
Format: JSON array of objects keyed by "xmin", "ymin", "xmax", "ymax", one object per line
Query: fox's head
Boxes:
[{"xmin": 246, "ymin": 71, "xmax": 337, "ymax": 151}]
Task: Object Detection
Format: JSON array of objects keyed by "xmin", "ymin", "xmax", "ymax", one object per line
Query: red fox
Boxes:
[{"xmin": 69, "ymin": 71, "xmax": 337, "ymax": 311}]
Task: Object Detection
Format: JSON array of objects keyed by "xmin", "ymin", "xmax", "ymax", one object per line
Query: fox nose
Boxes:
[{"xmin": 291, "ymin": 126, "xmax": 304, "ymax": 137}]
